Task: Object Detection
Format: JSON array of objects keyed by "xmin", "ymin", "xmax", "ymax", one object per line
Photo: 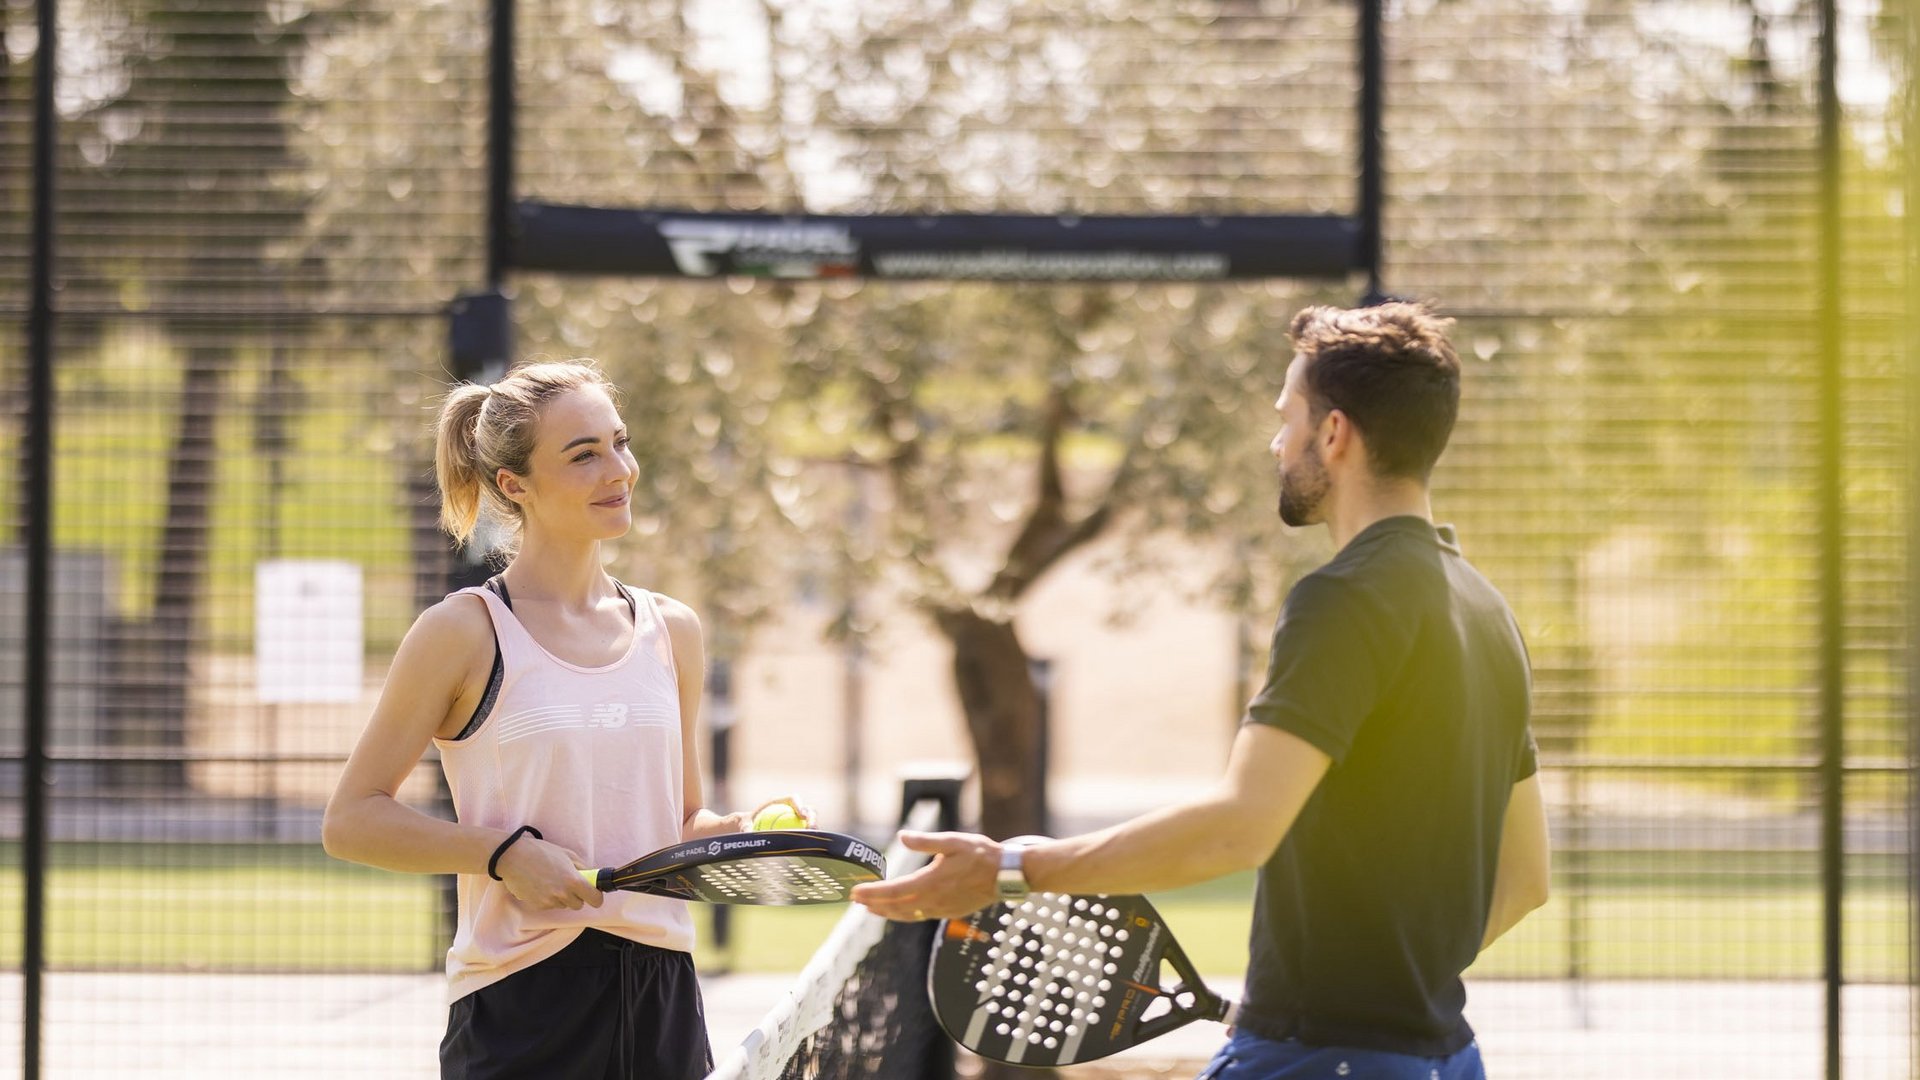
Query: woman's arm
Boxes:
[
  {"xmin": 658, "ymin": 597, "xmax": 753, "ymax": 840},
  {"xmin": 321, "ymin": 596, "xmax": 599, "ymax": 911}
]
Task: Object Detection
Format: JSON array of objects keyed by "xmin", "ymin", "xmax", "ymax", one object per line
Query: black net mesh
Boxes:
[
  {"xmin": 2, "ymin": 0, "xmax": 1914, "ymax": 1077},
  {"xmin": 707, "ymin": 801, "xmax": 950, "ymax": 1080},
  {"xmin": 768, "ymin": 919, "xmax": 946, "ymax": 1080}
]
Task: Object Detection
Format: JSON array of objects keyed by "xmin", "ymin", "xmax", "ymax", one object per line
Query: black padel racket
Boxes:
[
  {"xmin": 929, "ymin": 891, "xmax": 1239, "ymax": 1066},
  {"xmin": 581, "ymin": 830, "xmax": 885, "ymax": 905}
]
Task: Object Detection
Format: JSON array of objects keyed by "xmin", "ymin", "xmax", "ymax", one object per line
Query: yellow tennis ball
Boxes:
[{"xmin": 753, "ymin": 805, "xmax": 806, "ymax": 831}]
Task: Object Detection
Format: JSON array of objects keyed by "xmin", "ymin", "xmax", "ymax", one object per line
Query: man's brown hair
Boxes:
[{"xmin": 1288, "ymin": 302, "xmax": 1461, "ymax": 482}]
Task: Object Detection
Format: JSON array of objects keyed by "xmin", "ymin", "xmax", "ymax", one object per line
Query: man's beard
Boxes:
[{"xmin": 1277, "ymin": 442, "xmax": 1330, "ymax": 527}]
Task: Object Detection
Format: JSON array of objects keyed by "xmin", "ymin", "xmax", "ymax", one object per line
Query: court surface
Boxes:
[{"xmin": 0, "ymin": 972, "xmax": 1907, "ymax": 1078}]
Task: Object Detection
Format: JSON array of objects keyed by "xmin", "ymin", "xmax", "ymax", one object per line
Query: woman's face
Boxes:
[{"xmin": 501, "ymin": 385, "xmax": 638, "ymax": 542}]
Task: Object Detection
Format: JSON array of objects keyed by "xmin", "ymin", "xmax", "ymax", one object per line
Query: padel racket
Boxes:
[
  {"xmin": 929, "ymin": 891, "xmax": 1239, "ymax": 1066},
  {"xmin": 581, "ymin": 830, "xmax": 885, "ymax": 905}
]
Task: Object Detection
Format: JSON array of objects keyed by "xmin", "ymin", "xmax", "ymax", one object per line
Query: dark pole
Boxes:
[
  {"xmin": 1028, "ymin": 658, "xmax": 1053, "ymax": 837},
  {"xmin": 487, "ymin": 0, "xmax": 514, "ymax": 287},
  {"xmin": 23, "ymin": 0, "xmax": 59, "ymax": 1076},
  {"xmin": 1356, "ymin": 0, "xmax": 1385, "ymax": 304},
  {"xmin": 707, "ymin": 658, "xmax": 736, "ymax": 969},
  {"xmin": 431, "ymin": 0, "xmax": 518, "ymax": 963},
  {"xmin": 1904, "ymin": 0, "xmax": 1919, "ymax": 1065},
  {"xmin": 1812, "ymin": 0, "xmax": 1844, "ymax": 1076},
  {"xmin": 842, "ymin": 463, "xmax": 868, "ymax": 829}
]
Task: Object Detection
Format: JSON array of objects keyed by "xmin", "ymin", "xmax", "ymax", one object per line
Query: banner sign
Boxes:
[{"xmin": 511, "ymin": 202, "xmax": 1362, "ymax": 282}]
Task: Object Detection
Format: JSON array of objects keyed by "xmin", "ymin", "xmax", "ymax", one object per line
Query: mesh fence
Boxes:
[{"xmin": 2, "ymin": 0, "xmax": 1914, "ymax": 1077}]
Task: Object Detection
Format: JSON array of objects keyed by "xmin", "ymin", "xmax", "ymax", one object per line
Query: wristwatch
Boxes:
[{"xmin": 995, "ymin": 843, "xmax": 1031, "ymax": 902}]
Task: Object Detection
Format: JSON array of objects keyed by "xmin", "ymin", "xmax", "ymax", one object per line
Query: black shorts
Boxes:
[{"xmin": 440, "ymin": 929, "xmax": 714, "ymax": 1080}]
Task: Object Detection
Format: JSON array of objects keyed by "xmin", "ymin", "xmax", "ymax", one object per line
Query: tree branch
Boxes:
[
  {"xmin": 858, "ymin": 361, "xmax": 958, "ymax": 603},
  {"xmin": 986, "ymin": 388, "xmax": 1148, "ymax": 604}
]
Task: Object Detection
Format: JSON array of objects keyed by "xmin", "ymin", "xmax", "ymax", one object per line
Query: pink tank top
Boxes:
[{"xmin": 433, "ymin": 582, "xmax": 695, "ymax": 1003}]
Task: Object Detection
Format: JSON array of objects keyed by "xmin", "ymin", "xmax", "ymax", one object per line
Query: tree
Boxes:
[{"xmin": 56, "ymin": 0, "xmax": 318, "ymax": 787}]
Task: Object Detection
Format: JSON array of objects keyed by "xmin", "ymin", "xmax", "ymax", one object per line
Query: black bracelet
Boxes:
[{"xmin": 487, "ymin": 825, "xmax": 542, "ymax": 881}]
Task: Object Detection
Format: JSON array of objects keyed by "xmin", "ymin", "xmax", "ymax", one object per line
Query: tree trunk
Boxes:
[
  {"xmin": 109, "ymin": 342, "xmax": 227, "ymax": 790},
  {"xmin": 931, "ymin": 605, "xmax": 1047, "ymax": 841},
  {"xmin": 928, "ymin": 610, "xmax": 1058, "ymax": 1080}
]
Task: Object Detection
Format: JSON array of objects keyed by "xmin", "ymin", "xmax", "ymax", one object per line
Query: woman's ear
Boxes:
[{"xmin": 496, "ymin": 468, "xmax": 529, "ymax": 506}]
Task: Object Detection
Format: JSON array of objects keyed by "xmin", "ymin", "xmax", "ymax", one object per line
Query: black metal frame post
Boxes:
[
  {"xmin": 487, "ymin": 0, "xmax": 514, "ymax": 289},
  {"xmin": 1028, "ymin": 658, "xmax": 1053, "ymax": 837},
  {"xmin": 1357, "ymin": 0, "xmax": 1385, "ymax": 304},
  {"xmin": 1905, "ymin": 0, "xmax": 1919, "ymax": 1063},
  {"xmin": 900, "ymin": 772, "xmax": 965, "ymax": 1080},
  {"xmin": 430, "ymin": 0, "xmax": 520, "ymax": 958},
  {"xmin": 23, "ymin": 0, "xmax": 59, "ymax": 1076},
  {"xmin": 1813, "ymin": 0, "xmax": 1844, "ymax": 1076}
]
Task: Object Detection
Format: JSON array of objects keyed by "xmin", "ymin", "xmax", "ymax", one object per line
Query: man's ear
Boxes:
[{"xmin": 1321, "ymin": 408, "xmax": 1359, "ymax": 465}]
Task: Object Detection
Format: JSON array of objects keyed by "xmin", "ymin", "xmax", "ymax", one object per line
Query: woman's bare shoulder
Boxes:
[
  {"xmin": 648, "ymin": 591, "xmax": 699, "ymax": 628},
  {"xmin": 396, "ymin": 591, "xmax": 496, "ymax": 666}
]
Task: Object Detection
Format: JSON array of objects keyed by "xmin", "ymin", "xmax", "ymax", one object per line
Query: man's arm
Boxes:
[
  {"xmin": 1480, "ymin": 773, "xmax": 1551, "ymax": 951},
  {"xmin": 850, "ymin": 724, "xmax": 1330, "ymax": 920}
]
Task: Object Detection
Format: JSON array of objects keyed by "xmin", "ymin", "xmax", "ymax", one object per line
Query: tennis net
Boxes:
[{"xmin": 706, "ymin": 793, "xmax": 955, "ymax": 1080}]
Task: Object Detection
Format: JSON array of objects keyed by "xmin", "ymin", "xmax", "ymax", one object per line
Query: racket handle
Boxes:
[{"xmin": 580, "ymin": 868, "xmax": 605, "ymax": 891}]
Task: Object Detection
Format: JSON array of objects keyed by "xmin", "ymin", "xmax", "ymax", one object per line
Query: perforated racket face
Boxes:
[
  {"xmin": 929, "ymin": 892, "xmax": 1200, "ymax": 1066},
  {"xmin": 600, "ymin": 830, "xmax": 885, "ymax": 906},
  {"xmin": 647, "ymin": 854, "xmax": 879, "ymax": 905}
]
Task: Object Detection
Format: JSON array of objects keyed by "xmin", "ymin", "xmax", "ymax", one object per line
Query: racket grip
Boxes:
[{"xmin": 580, "ymin": 868, "xmax": 605, "ymax": 891}]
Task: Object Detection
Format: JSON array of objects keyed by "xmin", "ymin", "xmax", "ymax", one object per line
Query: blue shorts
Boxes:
[{"xmin": 1197, "ymin": 1028, "xmax": 1485, "ymax": 1080}]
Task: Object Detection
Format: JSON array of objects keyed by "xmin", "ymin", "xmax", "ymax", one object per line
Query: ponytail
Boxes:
[
  {"xmin": 429, "ymin": 358, "xmax": 616, "ymax": 553},
  {"xmin": 433, "ymin": 384, "xmax": 493, "ymax": 544}
]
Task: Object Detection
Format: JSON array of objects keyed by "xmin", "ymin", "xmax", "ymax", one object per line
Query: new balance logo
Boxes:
[{"xmin": 496, "ymin": 702, "xmax": 676, "ymax": 744}]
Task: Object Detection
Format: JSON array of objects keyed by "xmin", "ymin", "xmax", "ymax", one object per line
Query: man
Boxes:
[{"xmin": 851, "ymin": 302, "xmax": 1551, "ymax": 1080}]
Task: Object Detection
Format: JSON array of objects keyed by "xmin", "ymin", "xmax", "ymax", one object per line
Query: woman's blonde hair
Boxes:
[{"xmin": 433, "ymin": 358, "xmax": 619, "ymax": 550}]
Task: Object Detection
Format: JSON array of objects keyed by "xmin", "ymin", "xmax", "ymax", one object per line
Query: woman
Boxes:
[{"xmin": 323, "ymin": 358, "xmax": 806, "ymax": 1079}]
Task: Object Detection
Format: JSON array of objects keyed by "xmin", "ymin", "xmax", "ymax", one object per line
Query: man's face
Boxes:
[{"xmin": 1270, "ymin": 358, "xmax": 1330, "ymax": 527}]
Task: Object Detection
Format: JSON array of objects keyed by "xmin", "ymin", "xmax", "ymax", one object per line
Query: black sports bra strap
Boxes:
[
  {"xmin": 485, "ymin": 574, "xmax": 512, "ymax": 610},
  {"xmin": 450, "ymin": 577, "xmax": 508, "ymax": 742}
]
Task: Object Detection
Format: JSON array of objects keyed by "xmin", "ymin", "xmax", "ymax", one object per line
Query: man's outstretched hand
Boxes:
[{"xmin": 850, "ymin": 830, "xmax": 1004, "ymax": 921}]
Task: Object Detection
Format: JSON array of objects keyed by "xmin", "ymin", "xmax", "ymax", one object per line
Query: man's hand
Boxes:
[
  {"xmin": 850, "ymin": 831, "xmax": 1002, "ymax": 921},
  {"xmin": 855, "ymin": 728, "xmax": 1332, "ymax": 921}
]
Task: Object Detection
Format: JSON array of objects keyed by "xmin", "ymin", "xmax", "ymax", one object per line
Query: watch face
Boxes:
[{"xmin": 997, "ymin": 845, "xmax": 1030, "ymax": 898}]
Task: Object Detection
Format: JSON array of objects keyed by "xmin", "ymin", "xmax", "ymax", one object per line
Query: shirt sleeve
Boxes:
[
  {"xmin": 1243, "ymin": 573, "xmax": 1405, "ymax": 765},
  {"xmin": 1514, "ymin": 725, "xmax": 1539, "ymax": 781},
  {"xmin": 1512, "ymin": 617, "xmax": 1538, "ymax": 781}
]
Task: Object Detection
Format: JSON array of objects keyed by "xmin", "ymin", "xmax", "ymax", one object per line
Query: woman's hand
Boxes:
[
  {"xmin": 495, "ymin": 835, "xmax": 604, "ymax": 910},
  {"xmin": 681, "ymin": 797, "xmax": 818, "ymax": 840},
  {"xmin": 748, "ymin": 796, "xmax": 816, "ymax": 830},
  {"xmin": 683, "ymin": 807, "xmax": 753, "ymax": 839}
]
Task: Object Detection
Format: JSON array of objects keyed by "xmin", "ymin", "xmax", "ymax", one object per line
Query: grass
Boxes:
[
  {"xmin": 0, "ymin": 845, "xmax": 1906, "ymax": 982},
  {"xmin": 0, "ymin": 843, "xmax": 442, "ymax": 971}
]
